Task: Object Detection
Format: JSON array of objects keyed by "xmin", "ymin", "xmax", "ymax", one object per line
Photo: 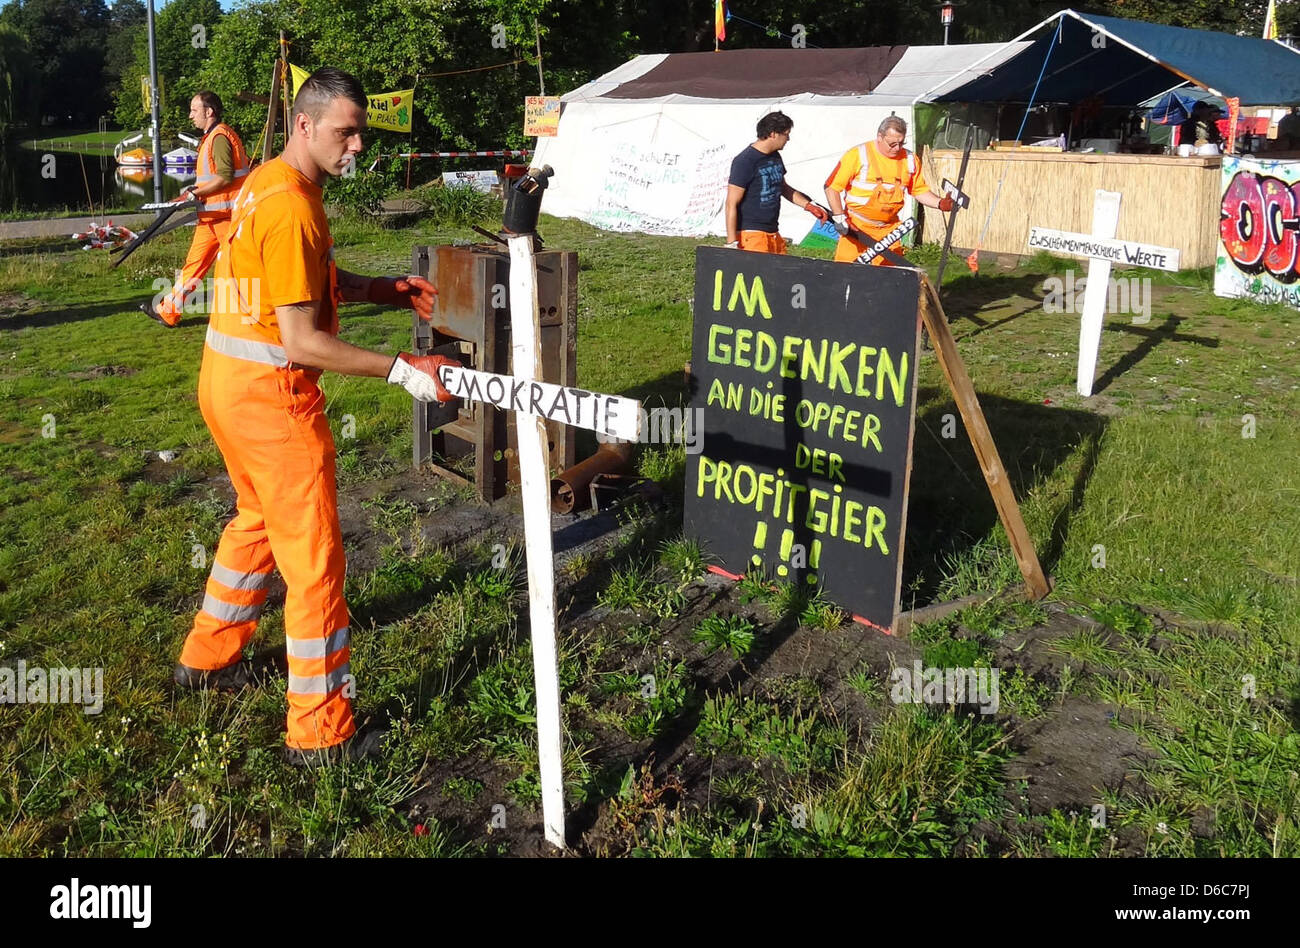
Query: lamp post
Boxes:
[
  {"xmin": 940, "ymin": 2, "xmax": 956, "ymax": 45},
  {"xmin": 145, "ymin": 0, "xmax": 164, "ymax": 208}
]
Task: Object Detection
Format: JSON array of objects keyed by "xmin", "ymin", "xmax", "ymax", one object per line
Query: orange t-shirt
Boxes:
[{"xmin": 219, "ymin": 157, "xmax": 335, "ymax": 343}]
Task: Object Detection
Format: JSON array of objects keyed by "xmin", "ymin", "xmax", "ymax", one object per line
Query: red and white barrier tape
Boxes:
[{"xmin": 367, "ymin": 150, "xmax": 532, "ymax": 172}]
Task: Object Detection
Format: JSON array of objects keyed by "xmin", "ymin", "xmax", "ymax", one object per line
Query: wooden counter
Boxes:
[{"xmin": 920, "ymin": 148, "xmax": 1222, "ymax": 268}]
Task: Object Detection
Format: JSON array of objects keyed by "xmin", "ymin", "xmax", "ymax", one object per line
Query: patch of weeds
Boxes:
[
  {"xmin": 998, "ymin": 666, "xmax": 1055, "ymax": 719},
  {"xmin": 711, "ymin": 769, "xmax": 764, "ymax": 804},
  {"xmin": 441, "ymin": 777, "xmax": 483, "ymax": 803},
  {"xmin": 1041, "ymin": 808, "xmax": 1108, "ymax": 857},
  {"xmin": 615, "ymin": 623, "xmax": 658, "ymax": 649},
  {"xmin": 597, "ymin": 563, "xmax": 655, "ymax": 611},
  {"xmin": 800, "ymin": 589, "xmax": 847, "ymax": 630},
  {"xmin": 695, "ymin": 692, "xmax": 841, "ymax": 776},
  {"xmin": 564, "ymin": 551, "xmax": 596, "ymax": 580},
  {"xmin": 761, "ymin": 674, "xmax": 821, "ymax": 709},
  {"xmin": 468, "ymin": 651, "xmax": 536, "ymax": 735},
  {"xmin": 597, "ymin": 670, "xmax": 642, "ymax": 696},
  {"xmin": 691, "ymin": 613, "xmax": 757, "ymax": 658},
  {"xmin": 737, "ymin": 568, "xmax": 771, "ymax": 604},
  {"xmin": 659, "ymin": 534, "xmax": 708, "ymax": 584},
  {"xmin": 1051, "ymin": 628, "xmax": 1118, "ymax": 667},
  {"xmin": 625, "ymin": 659, "xmax": 689, "ymax": 739},
  {"xmin": 361, "ymin": 495, "xmax": 420, "ymax": 538},
  {"xmin": 906, "ymin": 616, "xmax": 958, "ymax": 647},
  {"xmin": 922, "ymin": 637, "xmax": 990, "ymax": 669},
  {"xmin": 638, "ymin": 444, "xmax": 686, "ymax": 490},
  {"xmin": 1088, "ymin": 600, "xmax": 1155, "ymax": 637},
  {"xmin": 848, "ymin": 667, "xmax": 885, "ymax": 704}
]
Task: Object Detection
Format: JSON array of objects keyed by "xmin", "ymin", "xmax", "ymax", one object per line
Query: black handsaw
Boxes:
[{"xmin": 110, "ymin": 200, "xmax": 200, "ymax": 269}]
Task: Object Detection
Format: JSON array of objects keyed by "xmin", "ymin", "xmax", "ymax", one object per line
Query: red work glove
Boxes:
[
  {"xmin": 387, "ymin": 353, "xmax": 458, "ymax": 403},
  {"xmin": 937, "ymin": 195, "xmax": 955, "ymax": 212},
  {"xmin": 806, "ymin": 202, "xmax": 830, "ymax": 223},
  {"xmin": 368, "ymin": 275, "xmax": 438, "ymax": 321}
]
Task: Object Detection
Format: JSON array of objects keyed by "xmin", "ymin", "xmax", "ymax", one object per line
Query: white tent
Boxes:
[{"xmin": 533, "ymin": 43, "xmax": 1029, "ymax": 242}]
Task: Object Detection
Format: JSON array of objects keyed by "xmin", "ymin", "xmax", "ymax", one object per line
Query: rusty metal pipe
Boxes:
[{"xmin": 551, "ymin": 440, "xmax": 634, "ymax": 513}]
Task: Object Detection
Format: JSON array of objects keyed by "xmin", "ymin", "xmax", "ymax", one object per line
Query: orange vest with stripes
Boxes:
[
  {"xmin": 842, "ymin": 142, "xmax": 919, "ymax": 226},
  {"xmin": 195, "ymin": 122, "xmax": 251, "ymax": 223},
  {"xmin": 203, "ymin": 171, "xmax": 341, "ymax": 384}
]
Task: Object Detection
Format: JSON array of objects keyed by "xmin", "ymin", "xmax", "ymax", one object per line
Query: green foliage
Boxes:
[
  {"xmin": 415, "ymin": 183, "xmax": 502, "ymax": 227},
  {"xmin": 691, "ymin": 613, "xmax": 757, "ymax": 658},
  {"xmin": 325, "ymin": 145, "xmax": 403, "ymax": 217},
  {"xmin": 922, "ymin": 637, "xmax": 988, "ymax": 669},
  {"xmin": 625, "ymin": 659, "xmax": 688, "ymax": 738},
  {"xmin": 1089, "ymin": 601, "xmax": 1155, "ymax": 637},
  {"xmin": 658, "ymin": 534, "xmax": 708, "ymax": 584}
]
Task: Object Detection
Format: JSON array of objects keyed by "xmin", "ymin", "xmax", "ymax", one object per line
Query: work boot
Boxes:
[
  {"xmin": 172, "ymin": 660, "xmax": 253, "ymax": 693},
  {"xmin": 172, "ymin": 651, "xmax": 285, "ymax": 693},
  {"xmin": 141, "ymin": 300, "xmax": 180, "ymax": 328},
  {"xmin": 280, "ymin": 720, "xmax": 388, "ymax": 768}
]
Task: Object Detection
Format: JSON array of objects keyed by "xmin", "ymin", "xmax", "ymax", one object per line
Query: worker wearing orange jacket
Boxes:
[
  {"xmin": 824, "ymin": 115, "xmax": 953, "ymax": 265},
  {"xmin": 172, "ymin": 67, "xmax": 458, "ymax": 765},
  {"xmin": 144, "ymin": 91, "xmax": 250, "ymax": 327}
]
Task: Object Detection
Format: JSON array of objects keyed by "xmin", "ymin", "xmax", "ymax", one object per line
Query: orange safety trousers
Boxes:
[
  {"xmin": 155, "ymin": 219, "xmax": 229, "ymax": 325},
  {"xmin": 178, "ymin": 177, "xmax": 353, "ymax": 751},
  {"xmin": 738, "ymin": 230, "xmax": 787, "ymax": 254},
  {"xmin": 833, "ymin": 219, "xmax": 907, "ymax": 266}
]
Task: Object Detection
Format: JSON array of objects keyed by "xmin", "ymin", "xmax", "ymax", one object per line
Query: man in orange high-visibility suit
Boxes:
[
  {"xmin": 172, "ymin": 67, "xmax": 459, "ymax": 765},
  {"xmin": 824, "ymin": 115, "xmax": 953, "ymax": 266},
  {"xmin": 725, "ymin": 110, "xmax": 829, "ymax": 253},
  {"xmin": 143, "ymin": 91, "xmax": 250, "ymax": 327}
]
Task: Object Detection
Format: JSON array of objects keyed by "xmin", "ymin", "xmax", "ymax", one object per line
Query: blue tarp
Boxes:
[
  {"xmin": 1145, "ymin": 91, "xmax": 1208, "ymax": 126},
  {"xmin": 930, "ymin": 10, "xmax": 1300, "ymax": 107}
]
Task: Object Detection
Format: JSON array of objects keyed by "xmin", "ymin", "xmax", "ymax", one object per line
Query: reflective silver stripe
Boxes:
[
  {"xmin": 210, "ymin": 561, "xmax": 272, "ymax": 592},
  {"xmin": 287, "ymin": 663, "xmax": 352, "ymax": 696},
  {"xmin": 205, "ymin": 326, "xmax": 288, "ymax": 367},
  {"xmin": 202, "ymin": 200, "xmax": 236, "ymax": 212},
  {"xmin": 232, "ymin": 168, "xmax": 250, "ymax": 178},
  {"xmin": 285, "ymin": 627, "xmax": 350, "ymax": 660},
  {"xmin": 201, "ymin": 592, "xmax": 261, "ymax": 625}
]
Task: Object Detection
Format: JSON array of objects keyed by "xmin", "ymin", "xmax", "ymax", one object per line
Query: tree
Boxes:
[
  {"xmin": 113, "ymin": 0, "xmax": 223, "ymax": 134},
  {"xmin": 0, "ymin": 0, "xmax": 111, "ymax": 124}
]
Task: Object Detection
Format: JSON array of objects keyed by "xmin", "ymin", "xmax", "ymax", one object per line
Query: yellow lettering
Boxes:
[
  {"xmin": 806, "ymin": 489, "xmax": 829, "ymax": 533},
  {"xmin": 780, "ymin": 335, "xmax": 801, "ymax": 378},
  {"xmin": 696, "ymin": 456, "xmax": 716, "ymax": 497},
  {"xmin": 707, "ymin": 324, "xmax": 733, "ymax": 364},
  {"xmin": 713, "ymin": 269, "xmax": 723, "ymax": 311},
  {"xmin": 862, "ymin": 413, "xmax": 882, "ymax": 452},
  {"xmin": 842, "ymin": 500, "xmax": 863, "ymax": 542},
  {"xmin": 754, "ymin": 332, "xmax": 777, "ymax": 373},
  {"xmin": 827, "ymin": 452, "xmax": 844, "ymax": 482},
  {"xmin": 727, "ymin": 273, "xmax": 773, "ymax": 318},
  {"xmin": 877, "ymin": 348, "xmax": 909, "ymax": 407},
  {"xmin": 855, "ymin": 345, "xmax": 877, "ymax": 397},
  {"xmin": 801, "ymin": 339, "xmax": 827, "ymax": 384},
  {"xmin": 865, "ymin": 506, "xmax": 889, "ymax": 554},
  {"xmin": 829, "ymin": 341, "xmax": 856, "ymax": 394},
  {"xmin": 733, "ymin": 328, "xmax": 753, "ymax": 368}
]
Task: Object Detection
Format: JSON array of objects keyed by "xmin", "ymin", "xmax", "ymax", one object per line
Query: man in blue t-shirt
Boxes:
[{"xmin": 725, "ymin": 111, "xmax": 828, "ymax": 253}]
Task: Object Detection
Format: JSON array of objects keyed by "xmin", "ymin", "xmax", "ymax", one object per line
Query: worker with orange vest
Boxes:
[
  {"xmin": 143, "ymin": 91, "xmax": 250, "ymax": 327},
  {"xmin": 824, "ymin": 116, "xmax": 953, "ymax": 265},
  {"xmin": 172, "ymin": 67, "xmax": 458, "ymax": 765}
]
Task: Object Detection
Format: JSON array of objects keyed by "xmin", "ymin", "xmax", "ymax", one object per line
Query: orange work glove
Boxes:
[
  {"xmin": 937, "ymin": 195, "xmax": 955, "ymax": 212},
  {"xmin": 386, "ymin": 353, "xmax": 458, "ymax": 403},
  {"xmin": 368, "ymin": 275, "xmax": 438, "ymax": 321},
  {"xmin": 806, "ymin": 202, "xmax": 831, "ymax": 223}
]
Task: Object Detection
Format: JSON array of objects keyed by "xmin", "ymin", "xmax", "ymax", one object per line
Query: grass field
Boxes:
[{"xmin": 0, "ymin": 205, "xmax": 1297, "ymax": 856}]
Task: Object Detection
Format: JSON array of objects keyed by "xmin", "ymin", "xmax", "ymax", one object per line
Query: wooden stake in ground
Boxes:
[{"xmin": 918, "ymin": 275, "xmax": 1051, "ymax": 600}]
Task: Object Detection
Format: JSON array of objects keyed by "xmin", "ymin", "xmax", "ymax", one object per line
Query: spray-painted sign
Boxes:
[
  {"xmin": 684, "ymin": 248, "xmax": 922, "ymax": 630},
  {"xmin": 1217, "ymin": 154, "xmax": 1300, "ymax": 307},
  {"xmin": 525, "ymin": 96, "xmax": 561, "ymax": 137}
]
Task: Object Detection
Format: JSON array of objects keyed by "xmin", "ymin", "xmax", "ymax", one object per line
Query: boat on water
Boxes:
[
  {"xmin": 117, "ymin": 147, "xmax": 152, "ymax": 167},
  {"xmin": 162, "ymin": 146, "xmax": 198, "ymax": 167}
]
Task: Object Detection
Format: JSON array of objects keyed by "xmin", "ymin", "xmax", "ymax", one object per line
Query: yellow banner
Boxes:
[
  {"xmin": 524, "ymin": 96, "xmax": 560, "ymax": 137},
  {"xmin": 367, "ymin": 89, "xmax": 414, "ymax": 133}
]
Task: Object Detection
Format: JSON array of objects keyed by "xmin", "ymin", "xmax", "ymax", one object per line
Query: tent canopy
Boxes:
[{"xmin": 924, "ymin": 9, "xmax": 1300, "ymax": 107}]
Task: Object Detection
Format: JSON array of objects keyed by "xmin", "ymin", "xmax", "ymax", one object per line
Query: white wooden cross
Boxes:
[
  {"xmin": 434, "ymin": 235, "xmax": 641, "ymax": 849},
  {"xmin": 1027, "ymin": 189, "xmax": 1181, "ymax": 397}
]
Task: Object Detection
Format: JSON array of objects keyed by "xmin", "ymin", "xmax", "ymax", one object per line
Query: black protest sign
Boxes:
[{"xmin": 685, "ymin": 248, "xmax": 922, "ymax": 630}]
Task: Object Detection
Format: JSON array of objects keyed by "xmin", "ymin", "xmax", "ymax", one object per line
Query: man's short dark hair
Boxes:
[
  {"xmin": 292, "ymin": 67, "xmax": 368, "ymax": 122},
  {"xmin": 756, "ymin": 111, "xmax": 793, "ymax": 140},
  {"xmin": 194, "ymin": 91, "xmax": 222, "ymax": 122}
]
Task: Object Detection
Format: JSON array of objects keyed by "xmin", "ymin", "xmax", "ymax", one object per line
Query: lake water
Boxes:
[{"xmin": 1, "ymin": 142, "xmax": 192, "ymax": 214}]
